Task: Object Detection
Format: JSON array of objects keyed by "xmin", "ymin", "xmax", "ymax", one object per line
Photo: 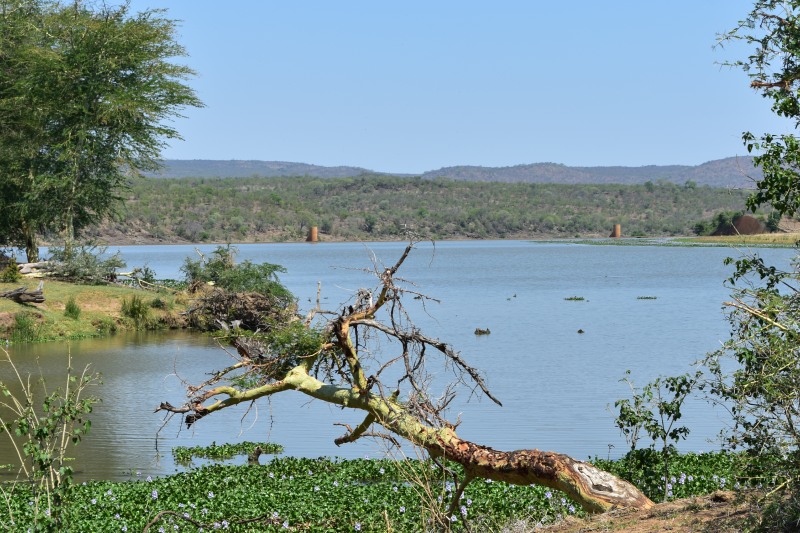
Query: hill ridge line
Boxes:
[{"xmin": 149, "ymin": 156, "xmax": 760, "ymax": 188}]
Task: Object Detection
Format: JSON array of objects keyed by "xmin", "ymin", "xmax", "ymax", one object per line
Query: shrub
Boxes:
[
  {"xmin": 10, "ymin": 311, "xmax": 41, "ymax": 343},
  {"xmin": 63, "ymin": 297, "xmax": 81, "ymax": 320},
  {"xmin": 181, "ymin": 245, "xmax": 295, "ymax": 332},
  {"xmin": 149, "ymin": 297, "xmax": 168, "ymax": 310},
  {"xmin": 0, "ymin": 350, "xmax": 99, "ymax": 530},
  {"xmin": 120, "ymin": 295, "xmax": 150, "ymax": 328},
  {"xmin": 701, "ymin": 252, "xmax": 800, "ymax": 526},
  {"xmin": 0, "ymin": 260, "xmax": 21, "ymax": 282},
  {"xmin": 181, "ymin": 245, "xmax": 292, "ymax": 301},
  {"xmin": 48, "ymin": 243, "xmax": 125, "ymax": 284},
  {"xmin": 93, "ymin": 317, "xmax": 117, "ymax": 335}
]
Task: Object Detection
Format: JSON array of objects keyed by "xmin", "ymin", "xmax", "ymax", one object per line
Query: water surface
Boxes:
[{"xmin": 2, "ymin": 240, "xmax": 794, "ymax": 480}]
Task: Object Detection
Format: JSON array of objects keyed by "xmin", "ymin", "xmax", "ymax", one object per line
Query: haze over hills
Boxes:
[{"xmin": 150, "ymin": 156, "xmax": 761, "ymax": 188}]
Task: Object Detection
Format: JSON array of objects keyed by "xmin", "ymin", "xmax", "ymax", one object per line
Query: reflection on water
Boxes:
[{"xmin": 1, "ymin": 241, "xmax": 796, "ymax": 481}]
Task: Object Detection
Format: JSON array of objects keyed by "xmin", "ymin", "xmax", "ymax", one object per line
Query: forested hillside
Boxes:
[
  {"xmin": 148, "ymin": 157, "xmax": 759, "ymax": 188},
  {"xmin": 421, "ymin": 157, "xmax": 760, "ymax": 188},
  {"xmin": 84, "ymin": 175, "xmax": 754, "ymax": 244}
]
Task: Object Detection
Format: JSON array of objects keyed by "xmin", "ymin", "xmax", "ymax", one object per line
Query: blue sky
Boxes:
[{"xmin": 126, "ymin": 1, "xmax": 790, "ymax": 173}]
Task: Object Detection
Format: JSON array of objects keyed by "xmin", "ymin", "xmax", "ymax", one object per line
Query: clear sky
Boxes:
[{"xmin": 125, "ymin": 0, "xmax": 791, "ymax": 174}]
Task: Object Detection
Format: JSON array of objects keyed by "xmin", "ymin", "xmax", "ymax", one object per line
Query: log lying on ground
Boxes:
[
  {"xmin": 0, "ymin": 283, "xmax": 45, "ymax": 304},
  {"xmin": 18, "ymin": 262, "xmax": 50, "ymax": 276}
]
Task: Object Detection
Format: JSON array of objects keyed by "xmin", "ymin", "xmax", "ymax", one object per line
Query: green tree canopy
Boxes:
[
  {"xmin": 704, "ymin": 2, "xmax": 800, "ymax": 527},
  {"xmin": 721, "ymin": 0, "xmax": 800, "ymax": 217},
  {"xmin": 0, "ymin": 0, "xmax": 202, "ymax": 261}
]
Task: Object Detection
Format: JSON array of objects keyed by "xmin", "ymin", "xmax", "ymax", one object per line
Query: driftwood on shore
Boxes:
[
  {"xmin": 18, "ymin": 262, "xmax": 50, "ymax": 276},
  {"xmin": 0, "ymin": 282, "xmax": 45, "ymax": 304}
]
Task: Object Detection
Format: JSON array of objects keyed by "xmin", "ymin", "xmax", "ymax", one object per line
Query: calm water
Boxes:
[{"xmin": 1, "ymin": 240, "xmax": 795, "ymax": 481}]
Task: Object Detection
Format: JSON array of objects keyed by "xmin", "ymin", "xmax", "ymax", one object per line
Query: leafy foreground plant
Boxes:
[
  {"xmin": 0, "ymin": 349, "xmax": 99, "ymax": 531},
  {"xmin": 0, "ymin": 453, "xmax": 736, "ymax": 532},
  {"xmin": 614, "ymin": 370, "xmax": 699, "ymax": 501},
  {"xmin": 699, "ymin": 251, "xmax": 800, "ymax": 528},
  {"xmin": 158, "ymin": 242, "xmax": 653, "ymax": 515}
]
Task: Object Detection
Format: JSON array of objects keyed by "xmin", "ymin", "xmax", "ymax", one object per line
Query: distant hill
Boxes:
[
  {"xmin": 420, "ymin": 157, "xmax": 761, "ymax": 188},
  {"xmin": 147, "ymin": 160, "xmax": 389, "ymax": 179},
  {"xmin": 150, "ymin": 156, "xmax": 761, "ymax": 188}
]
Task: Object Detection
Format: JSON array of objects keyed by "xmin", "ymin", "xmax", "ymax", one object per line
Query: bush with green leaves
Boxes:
[
  {"xmin": 0, "ymin": 259, "xmax": 21, "ymax": 282},
  {"xmin": 613, "ymin": 370, "xmax": 699, "ymax": 501},
  {"xmin": 701, "ymin": 252, "xmax": 800, "ymax": 524},
  {"xmin": 9, "ymin": 310, "xmax": 41, "ymax": 343},
  {"xmin": 63, "ymin": 296, "xmax": 81, "ymax": 320},
  {"xmin": 120, "ymin": 294, "xmax": 151, "ymax": 328},
  {"xmin": 47, "ymin": 243, "xmax": 125, "ymax": 284},
  {"xmin": 182, "ymin": 245, "xmax": 296, "ymax": 332},
  {"xmin": 0, "ymin": 350, "xmax": 99, "ymax": 531},
  {"xmin": 182, "ymin": 245, "xmax": 292, "ymax": 302}
]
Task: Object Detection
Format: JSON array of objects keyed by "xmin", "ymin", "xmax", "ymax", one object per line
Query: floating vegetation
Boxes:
[
  {"xmin": 172, "ymin": 441, "xmax": 283, "ymax": 465},
  {"xmin": 564, "ymin": 296, "xmax": 586, "ymax": 301},
  {"xmin": 0, "ymin": 452, "xmax": 740, "ymax": 531},
  {"xmin": 637, "ymin": 296, "xmax": 658, "ymax": 300}
]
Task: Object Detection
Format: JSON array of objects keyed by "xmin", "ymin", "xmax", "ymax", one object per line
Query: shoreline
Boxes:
[{"xmin": 33, "ymin": 232, "xmax": 800, "ymax": 249}]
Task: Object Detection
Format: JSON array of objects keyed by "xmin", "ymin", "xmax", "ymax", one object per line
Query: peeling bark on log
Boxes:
[
  {"xmin": 0, "ymin": 284, "xmax": 45, "ymax": 304},
  {"xmin": 438, "ymin": 437, "xmax": 653, "ymax": 513}
]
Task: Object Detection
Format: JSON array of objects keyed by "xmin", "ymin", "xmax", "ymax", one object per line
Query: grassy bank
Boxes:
[
  {"xmin": 0, "ymin": 278, "xmax": 188, "ymax": 343},
  {"xmin": 678, "ymin": 232, "xmax": 800, "ymax": 247}
]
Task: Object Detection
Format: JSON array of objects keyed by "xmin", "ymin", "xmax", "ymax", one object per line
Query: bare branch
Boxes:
[{"xmin": 353, "ymin": 318, "xmax": 503, "ymax": 406}]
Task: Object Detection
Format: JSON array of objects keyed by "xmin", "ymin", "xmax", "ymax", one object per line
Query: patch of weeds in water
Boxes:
[
  {"xmin": 172, "ymin": 441, "xmax": 284, "ymax": 465},
  {"xmin": 1, "ymin": 453, "xmax": 745, "ymax": 531}
]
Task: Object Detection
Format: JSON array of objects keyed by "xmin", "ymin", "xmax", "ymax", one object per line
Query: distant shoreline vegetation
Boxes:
[{"xmin": 80, "ymin": 175, "xmax": 759, "ymax": 245}]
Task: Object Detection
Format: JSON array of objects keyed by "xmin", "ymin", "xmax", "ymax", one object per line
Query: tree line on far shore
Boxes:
[{"xmin": 80, "ymin": 175, "xmax": 755, "ymax": 244}]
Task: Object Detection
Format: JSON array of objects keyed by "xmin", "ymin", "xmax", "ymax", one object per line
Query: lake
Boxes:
[{"xmin": 1, "ymin": 240, "xmax": 795, "ymax": 481}]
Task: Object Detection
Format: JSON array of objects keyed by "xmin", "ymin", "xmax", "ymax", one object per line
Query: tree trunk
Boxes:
[
  {"xmin": 432, "ymin": 435, "xmax": 654, "ymax": 513},
  {"xmin": 23, "ymin": 225, "xmax": 38, "ymax": 263},
  {"xmin": 0, "ymin": 284, "xmax": 45, "ymax": 304},
  {"xmin": 173, "ymin": 366, "xmax": 655, "ymax": 513}
]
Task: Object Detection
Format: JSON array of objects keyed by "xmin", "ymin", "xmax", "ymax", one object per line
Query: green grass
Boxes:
[
  {"xmin": 0, "ymin": 451, "xmax": 740, "ymax": 532},
  {"xmin": 0, "ymin": 279, "xmax": 187, "ymax": 344}
]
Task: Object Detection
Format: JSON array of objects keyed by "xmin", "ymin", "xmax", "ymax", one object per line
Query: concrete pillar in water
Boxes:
[
  {"xmin": 307, "ymin": 226, "xmax": 319, "ymax": 242},
  {"xmin": 610, "ymin": 224, "xmax": 621, "ymax": 238}
]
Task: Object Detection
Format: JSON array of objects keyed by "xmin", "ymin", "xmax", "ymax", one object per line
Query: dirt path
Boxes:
[{"xmin": 535, "ymin": 491, "xmax": 750, "ymax": 533}]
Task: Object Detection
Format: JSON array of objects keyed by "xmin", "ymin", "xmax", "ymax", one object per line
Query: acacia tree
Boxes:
[
  {"xmin": 701, "ymin": 1, "xmax": 800, "ymax": 525},
  {"xmin": 721, "ymin": 0, "xmax": 800, "ymax": 217},
  {"xmin": 0, "ymin": 1, "xmax": 49, "ymax": 259},
  {"xmin": 158, "ymin": 243, "xmax": 653, "ymax": 514},
  {"xmin": 0, "ymin": 0, "xmax": 202, "ymax": 261}
]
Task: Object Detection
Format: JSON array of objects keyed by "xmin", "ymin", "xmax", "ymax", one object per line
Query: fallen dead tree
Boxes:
[
  {"xmin": 157, "ymin": 243, "xmax": 654, "ymax": 515},
  {"xmin": 0, "ymin": 282, "xmax": 45, "ymax": 304}
]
